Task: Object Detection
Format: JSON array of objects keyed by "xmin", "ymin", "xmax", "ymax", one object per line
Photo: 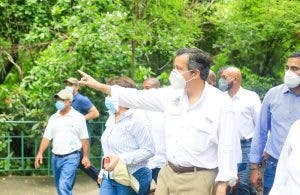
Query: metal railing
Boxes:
[{"xmin": 0, "ymin": 121, "xmax": 105, "ymax": 175}]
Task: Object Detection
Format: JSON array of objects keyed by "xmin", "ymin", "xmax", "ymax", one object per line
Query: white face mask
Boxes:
[
  {"xmin": 284, "ymin": 70, "xmax": 300, "ymax": 89},
  {"xmin": 169, "ymin": 69, "xmax": 193, "ymax": 89}
]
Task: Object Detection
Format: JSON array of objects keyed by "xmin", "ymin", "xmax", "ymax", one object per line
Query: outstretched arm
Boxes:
[{"xmin": 78, "ymin": 70, "xmax": 111, "ymax": 95}]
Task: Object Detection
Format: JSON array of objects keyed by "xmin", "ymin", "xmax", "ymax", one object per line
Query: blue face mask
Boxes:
[
  {"xmin": 218, "ymin": 78, "xmax": 233, "ymax": 92},
  {"xmin": 65, "ymin": 86, "xmax": 74, "ymax": 94},
  {"xmin": 55, "ymin": 100, "xmax": 65, "ymax": 111},
  {"xmin": 105, "ymin": 97, "xmax": 117, "ymax": 115}
]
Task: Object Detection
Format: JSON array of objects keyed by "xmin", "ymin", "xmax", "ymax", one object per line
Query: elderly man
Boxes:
[
  {"xmin": 35, "ymin": 89, "xmax": 90, "ymax": 195},
  {"xmin": 64, "ymin": 78, "xmax": 100, "ymax": 183},
  {"xmin": 250, "ymin": 51, "xmax": 300, "ymax": 195},
  {"xmin": 142, "ymin": 78, "xmax": 166, "ymax": 183},
  {"xmin": 78, "ymin": 48, "xmax": 239, "ymax": 195},
  {"xmin": 219, "ymin": 66, "xmax": 261, "ymax": 195}
]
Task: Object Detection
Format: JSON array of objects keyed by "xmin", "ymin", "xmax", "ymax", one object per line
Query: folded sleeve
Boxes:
[{"xmin": 215, "ymin": 99, "xmax": 239, "ymax": 186}]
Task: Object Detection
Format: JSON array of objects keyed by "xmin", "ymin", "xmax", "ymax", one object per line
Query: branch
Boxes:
[{"xmin": 1, "ymin": 50, "xmax": 23, "ymax": 80}]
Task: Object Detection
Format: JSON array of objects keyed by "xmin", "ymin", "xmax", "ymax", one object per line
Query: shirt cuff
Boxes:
[
  {"xmin": 98, "ymin": 169, "xmax": 105, "ymax": 178},
  {"xmin": 215, "ymin": 172, "xmax": 238, "ymax": 187},
  {"xmin": 249, "ymin": 154, "xmax": 262, "ymax": 164}
]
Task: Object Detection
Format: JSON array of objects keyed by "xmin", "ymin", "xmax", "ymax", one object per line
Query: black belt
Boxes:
[
  {"xmin": 52, "ymin": 150, "xmax": 81, "ymax": 158},
  {"xmin": 168, "ymin": 161, "xmax": 216, "ymax": 174}
]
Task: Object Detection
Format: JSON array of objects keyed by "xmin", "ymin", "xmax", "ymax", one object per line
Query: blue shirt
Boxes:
[
  {"xmin": 72, "ymin": 93, "xmax": 93, "ymax": 115},
  {"xmin": 72, "ymin": 93, "xmax": 93, "ymax": 132},
  {"xmin": 250, "ymin": 84, "xmax": 300, "ymax": 163}
]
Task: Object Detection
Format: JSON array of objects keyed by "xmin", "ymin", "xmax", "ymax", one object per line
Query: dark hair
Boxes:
[
  {"xmin": 175, "ymin": 48, "xmax": 212, "ymax": 80},
  {"xmin": 289, "ymin": 51, "xmax": 300, "ymax": 58},
  {"xmin": 106, "ymin": 76, "xmax": 136, "ymax": 89}
]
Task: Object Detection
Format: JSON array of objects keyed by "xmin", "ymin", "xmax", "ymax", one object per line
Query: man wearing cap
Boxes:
[
  {"xmin": 34, "ymin": 89, "xmax": 90, "ymax": 195},
  {"xmin": 65, "ymin": 78, "xmax": 99, "ymax": 122},
  {"xmin": 65, "ymin": 77, "xmax": 100, "ymax": 182}
]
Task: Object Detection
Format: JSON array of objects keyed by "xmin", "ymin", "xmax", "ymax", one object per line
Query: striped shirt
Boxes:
[{"xmin": 101, "ymin": 109, "xmax": 155, "ymax": 174}]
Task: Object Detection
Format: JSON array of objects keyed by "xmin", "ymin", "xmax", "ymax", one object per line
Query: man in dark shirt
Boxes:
[{"xmin": 65, "ymin": 78, "xmax": 100, "ymax": 183}]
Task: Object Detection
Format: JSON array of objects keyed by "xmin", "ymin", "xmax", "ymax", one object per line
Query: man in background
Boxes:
[
  {"xmin": 65, "ymin": 78, "xmax": 100, "ymax": 183},
  {"xmin": 219, "ymin": 66, "xmax": 261, "ymax": 195},
  {"xmin": 35, "ymin": 89, "xmax": 90, "ymax": 194},
  {"xmin": 142, "ymin": 77, "xmax": 166, "ymax": 183},
  {"xmin": 250, "ymin": 52, "xmax": 300, "ymax": 195}
]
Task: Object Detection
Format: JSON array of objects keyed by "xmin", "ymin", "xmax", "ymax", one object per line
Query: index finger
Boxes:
[{"xmin": 77, "ymin": 70, "xmax": 88, "ymax": 76}]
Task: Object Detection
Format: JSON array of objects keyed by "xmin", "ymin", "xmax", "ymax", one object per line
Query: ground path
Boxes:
[{"xmin": 0, "ymin": 174, "xmax": 99, "ymax": 195}]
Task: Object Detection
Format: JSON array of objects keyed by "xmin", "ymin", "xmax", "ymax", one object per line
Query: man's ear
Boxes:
[{"xmin": 192, "ymin": 69, "xmax": 201, "ymax": 79}]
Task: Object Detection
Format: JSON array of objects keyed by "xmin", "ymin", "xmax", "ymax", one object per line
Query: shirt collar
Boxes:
[
  {"xmin": 110, "ymin": 109, "xmax": 134, "ymax": 123},
  {"xmin": 231, "ymin": 87, "xmax": 244, "ymax": 99},
  {"xmin": 53, "ymin": 107, "xmax": 76, "ymax": 118},
  {"xmin": 187, "ymin": 83, "xmax": 209, "ymax": 109},
  {"xmin": 282, "ymin": 84, "xmax": 291, "ymax": 94}
]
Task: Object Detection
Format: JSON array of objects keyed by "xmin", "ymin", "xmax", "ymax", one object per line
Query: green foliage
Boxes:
[
  {"xmin": 0, "ymin": 0, "xmax": 204, "ymax": 174},
  {"xmin": 210, "ymin": 0, "xmax": 300, "ymax": 80},
  {"xmin": 241, "ymin": 67, "xmax": 277, "ymax": 99},
  {"xmin": 1, "ymin": 0, "xmax": 299, "ymax": 175},
  {"xmin": 1, "ymin": 0, "xmax": 203, "ymax": 121}
]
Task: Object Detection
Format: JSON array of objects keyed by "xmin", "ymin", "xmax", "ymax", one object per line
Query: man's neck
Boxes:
[
  {"xmin": 59, "ymin": 107, "xmax": 71, "ymax": 116},
  {"xmin": 229, "ymin": 85, "xmax": 241, "ymax": 97},
  {"xmin": 186, "ymin": 79, "xmax": 205, "ymax": 106},
  {"xmin": 291, "ymin": 85, "xmax": 300, "ymax": 95}
]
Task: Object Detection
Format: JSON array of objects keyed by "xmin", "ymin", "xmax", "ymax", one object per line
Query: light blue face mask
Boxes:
[
  {"xmin": 55, "ymin": 100, "xmax": 65, "ymax": 111},
  {"xmin": 65, "ymin": 86, "xmax": 74, "ymax": 94},
  {"xmin": 105, "ymin": 97, "xmax": 117, "ymax": 115}
]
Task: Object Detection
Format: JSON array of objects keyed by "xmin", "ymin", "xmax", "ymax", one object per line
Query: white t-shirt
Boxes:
[{"xmin": 43, "ymin": 108, "xmax": 89, "ymax": 155}]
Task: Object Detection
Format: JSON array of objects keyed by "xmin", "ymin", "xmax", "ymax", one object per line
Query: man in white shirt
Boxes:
[
  {"xmin": 78, "ymin": 48, "xmax": 240, "ymax": 195},
  {"xmin": 142, "ymin": 78, "xmax": 166, "ymax": 183},
  {"xmin": 34, "ymin": 89, "xmax": 90, "ymax": 195},
  {"xmin": 219, "ymin": 67, "xmax": 261, "ymax": 195},
  {"xmin": 269, "ymin": 119, "xmax": 300, "ymax": 195}
]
